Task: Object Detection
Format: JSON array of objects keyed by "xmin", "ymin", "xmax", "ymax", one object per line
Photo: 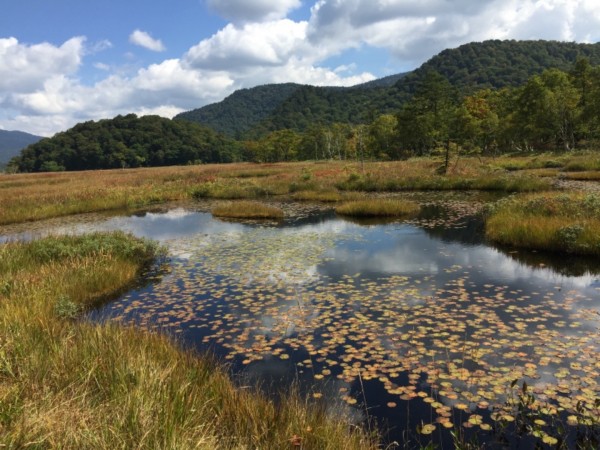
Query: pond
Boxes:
[{"xmin": 2, "ymin": 196, "xmax": 599, "ymax": 449}]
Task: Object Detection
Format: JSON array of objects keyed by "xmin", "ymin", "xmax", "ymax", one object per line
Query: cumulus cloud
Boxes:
[
  {"xmin": 206, "ymin": 0, "xmax": 301, "ymax": 23},
  {"xmin": 307, "ymin": 0, "xmax": 600, "ymax": 67},
  {"xmin": 185, "ymin": 20, "xmax": 309, "ymax": 71},
  {"xmin": 0, "ymin": 36, "xmax": 84, "ymax": 92},
  {"xmin": 2, "ymin": 1, "xmax": 600, "ymax": 136},
  {"xmin": 129, "ymin": 29, "xmax": 166, "ymax": 52}
]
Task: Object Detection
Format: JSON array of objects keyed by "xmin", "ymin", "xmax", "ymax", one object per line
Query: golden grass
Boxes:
[
  {"xmin": 0, "ymin": 233, "xmax": 378, "ymax": 449},
  {"xmin": 336, "ymin": 199, "xmax": 420, "ymax": 217},
  {"xmin": 212, "ymin": 201, "xmax": 284, "ymax": 219},
  {"xmin": 291, "ymin": 190, "xmax": 344, "ymax": 202},
  {"xmin": 0, "ymin": 156, "xmax": 560, "ymax": 225},
  {"xmin": 485, "ymin": 192, "xmax": 600, "ymax": 255},
  {"xmin": 562, "ymin": 171, "xmax": 600, "ymax": 181}
]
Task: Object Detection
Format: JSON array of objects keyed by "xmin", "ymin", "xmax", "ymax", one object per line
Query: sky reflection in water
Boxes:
[{"xmin": 3, "ymin": 205, "xmax": 599, "ymax": 448}]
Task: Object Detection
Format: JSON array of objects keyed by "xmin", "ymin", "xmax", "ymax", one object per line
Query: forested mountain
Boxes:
[
  {"xmin": 9, "ymin": 40, "xmax": 600, "ymax": 172},
  {"xmin": 353, "ymin": 73, "xmax": 407, "ymax": 89},
  {"xmin": 9, "ymin": 114, "xmax": 241, "ymax": 172},
  {"xmin": 0, "ymin": 130, "xmax": 42, "ymax": 166},
  {"xmin": 395, "ymin": 40, "xmax": 600, "ymax": 97},
  {"xmin": 176, "ymin": 40, "xmax": 600, "ymax": 138},
  {"xmin": 174, "ymin": 83, "xmax": 303, "ymax": 138}
]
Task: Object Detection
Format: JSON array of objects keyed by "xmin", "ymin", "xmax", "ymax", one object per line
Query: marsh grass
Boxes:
[
  {"xmin": 0, "ymin": 233, "xmax": 378, "ymax": 449},
  {"xmin": 485, "ymin": 192, "xmax": 600, "ymax": 255},
  {"xmin": 336, "ymin": 199, "xmax": 420, "ymax": 217},
  {"xmin": 292, "ymin": 190, "xmax": 344, "ymax": 202},
  {"xmin": 0, "ymin": 156, "xmax": 558, "ymax": 226},
  {"xmin": 212, "ymin": 201, "xmax": 284, "ymax": 219},
  {"xmin": 336, "ymin": 173, "xmax": 551, "ymax": 193},
  {"xmin": 562, "ymin": 171, "xmax": 600, "ymax": 181}
]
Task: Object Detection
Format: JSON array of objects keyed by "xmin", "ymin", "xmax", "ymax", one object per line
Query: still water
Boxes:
[{"xmin": 3, "ymin": 198, "xmax": 599, "ymax": 448}]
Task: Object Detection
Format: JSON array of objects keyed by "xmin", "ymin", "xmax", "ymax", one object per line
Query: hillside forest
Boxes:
[{"xmin": 8, "ymin": 41, "xmax": 600, "ymax": 173}]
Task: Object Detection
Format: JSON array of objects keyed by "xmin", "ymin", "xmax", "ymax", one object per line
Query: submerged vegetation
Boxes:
[
  {"xmin": 336, "ymin": 199, "xmax": 420, "ymax": 217},
  {"xmin": 486, "ymin": 192, "xmax": 600, "ymax": 255},
  {"xmin": 212, "ymin": 201, "xmax": 284, "ymax": 219},
  {"xmin": 0, "ymin": 233, "xmax": 377, "ymax": 449}
]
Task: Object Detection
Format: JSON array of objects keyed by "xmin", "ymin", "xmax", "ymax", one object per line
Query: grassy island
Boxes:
[{"xmin": 485, "ymin": 192, "xmax": 600, "ymax": 256}]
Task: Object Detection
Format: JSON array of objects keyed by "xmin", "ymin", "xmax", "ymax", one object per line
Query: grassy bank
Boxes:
[
  {"xmin": 336, "ymin": 199, "xmax": 420, "ymax": 217},
  {"xmin": 0, "ymin": 233, "xmax": 377, "ymax": 449},
  {"xmin": 0, "ymin": 155, "xmax": 563, "ymax": 225},
  {"xmin": 485, "ymin": 192, "xmax": 600, "ymax": 256}
]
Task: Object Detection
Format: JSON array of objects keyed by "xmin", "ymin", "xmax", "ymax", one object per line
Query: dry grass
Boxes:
[
  {"xmin": 0, "ymin": 233, "xmax": 379, "ymax": 449},
  {"xmin": 0, "ymin": 157, "xmax": 559, "ymax": 226},
  {"xmin": 291, "ymin": 190, "xmax": 344, "ymax": 202},
  {"xmin": 212, "ymin": 201, "xmax": 284, "ymax": 219},
  {"xmin": 336, "ymin": 199, "xmax": 420, "ymax": 217},
  {"xmin": 485, "ymin": 192, "xmax": 600, "ymax": 255},
  {"xmin": 562, "ymin": 171, "xmax": 600, "ymax": 181}
]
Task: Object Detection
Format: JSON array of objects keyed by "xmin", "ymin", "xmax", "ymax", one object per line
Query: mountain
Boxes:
[
  {"xmin": 394, "ymin": 39, "xmax": 600, "ymax": 97},
  {"xmin": 10, "ymin": 114, "xmax": 241, "ymax": 172},
  {"xmin": 352, "ymin": 73, "xmax": 407, "ymax": 89},
  {"xmin": 175, "ymin": 40, "xmax": 600, "ymax": 138},
  {"xmin": 0, "ymin": 130, "xmax": 43, "ymax": 166},
  {"xmin": 174, "ymin": 83, "xmax": 303, "ymax": 139}
]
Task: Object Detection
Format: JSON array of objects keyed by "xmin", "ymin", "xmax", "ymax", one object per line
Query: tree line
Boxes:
[
  {"xmin": 241, "ymin": 59, "xmax": 600, "ymax": 166},
  {"xmin": 8, "ymin": 59, "xmax": 600, "ymax": 173},
  {"xmin": 9, "ymin": 114, "xmax": 241, "ymax": 172}
]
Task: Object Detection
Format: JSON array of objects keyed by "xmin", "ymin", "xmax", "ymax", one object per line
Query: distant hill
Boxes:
[
  {"xmin": 394, "ymin": 39, "xmax": 600, "ymax": 96},
  {"xmin": 176, "ymin": 40, "xmax": 600, "ymax": 138},
  {"xmin": 0, "ymin": 130, "xmax": 42, "ymax": 166},
  {"xmin": 174, "ymin": 83, "xmax": 303, "ymax": 139},
  {"xmin": 10, "ymin": 114, "xmax": 241, "ymax": 172},
  {"xmin": 352, "ymin": 73, "xmax": 407, "ymax": 89}
]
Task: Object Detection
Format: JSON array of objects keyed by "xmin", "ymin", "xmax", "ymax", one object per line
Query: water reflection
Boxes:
[{"xmin": 1, "ymin": 204, "xmax": 599, "ymax": 449}]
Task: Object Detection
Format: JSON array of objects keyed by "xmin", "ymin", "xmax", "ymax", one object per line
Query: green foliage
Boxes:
[
  {"xmin": 176, "ymin": 40, "xmax": 600, "ymax": 141},
  {"xmin": 54, "ymin": 295, "xmax": 81, "ymax": 320},
  {"xmin": 174, "ymin": 83, "xmax": 303, "ymax": 138},
  {"xmin": 396, "ymin": 40, "xmax": 600, "ymax": 96},
  {"xmin": 11, "ymin": 114, "xmax": 241, "ymax": 172}
]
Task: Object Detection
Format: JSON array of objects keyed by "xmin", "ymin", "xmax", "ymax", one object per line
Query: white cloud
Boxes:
[
  {"xmin": 2, "ymin": 1, "xmax": 600, "ymax": 136},
  {"xmin": 87, "ymin": 39, "xmax": 113, "ymax": 54},
  {"xmin": 206, "ymin": 0, "xmax": 301, "ymax": 23},
  {"xmin": 185, "ymin": 20, "xmax": 309, "ymax": 70},
  {"xmin": 0, "ymin": 36, "xmax": 84, "ymax": 92},
  {"xmin": 307, "ymin": 0, "xmax": 600, "ymax": 66},
  {"xmin": 94, "ymin": 62, "xmax": 110, "ymax": 71},
  {"xmin": 129, "ymin": 29, "xmax": 166, "ymax": 52}
]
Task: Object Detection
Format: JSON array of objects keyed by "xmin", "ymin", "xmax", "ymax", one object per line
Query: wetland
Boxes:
[{"xmin": 3, "ymin": 191, "xmax": 599, "ymax": 449}]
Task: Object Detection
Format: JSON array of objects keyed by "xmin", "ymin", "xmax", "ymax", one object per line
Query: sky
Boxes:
[{"xmin": 1, "ymin": 0, "xmax": 599, "ymax": 137}]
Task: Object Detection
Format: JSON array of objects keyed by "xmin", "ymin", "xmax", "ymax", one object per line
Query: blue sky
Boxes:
[{"xmin": 1, "ymin": 0, "xmax": 599, "ymax": 136}]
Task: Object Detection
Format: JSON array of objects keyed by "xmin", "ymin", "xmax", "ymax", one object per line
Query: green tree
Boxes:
[
  {"xmin": 396, "ymin": 71, "xmax": 458, "ymax": 170},
  {"xmin": 368, "ymin": 114, "xmax": 398, "ymax": 159}
]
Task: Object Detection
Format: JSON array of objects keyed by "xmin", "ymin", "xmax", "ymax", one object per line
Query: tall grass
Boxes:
[
  {"xmin": 485, "ymin": 192, "xmax": 600, "ymax": 255},
  {"xmin": 212, "ymin": 201, "xmax": 284, "ymax": 219},
  {"xmin": 0, "ymin": 233, "xmax": 377, "ymax": 449},
  {"xmin": 336, "ymin": 199, "xmax": 420, "ymax": 217},
  {"xmin": 0, "ymin": 156, "xmax": 560, "ymax": 226}
]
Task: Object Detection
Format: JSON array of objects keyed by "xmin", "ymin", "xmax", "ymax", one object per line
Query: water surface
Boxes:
[{"xmin": 2, "ymin": 199, "xmax": 599, "ymax": 448}]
